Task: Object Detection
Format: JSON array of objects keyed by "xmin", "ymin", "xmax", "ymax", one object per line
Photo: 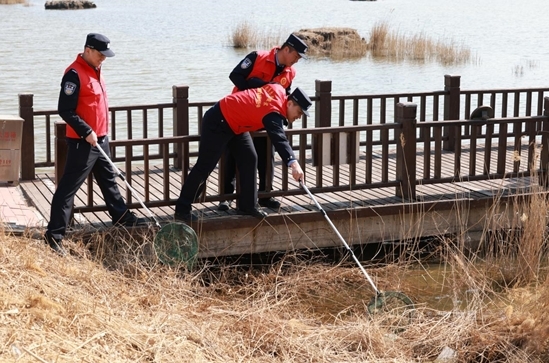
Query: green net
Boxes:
[
  {"xmin": 367, "ymin": 291, "xmax": 414, "ymax": 314},
  {"xmin": 154, "ymin": 223, "xmax": 199, "ymax": 269},
  {"xmin": 367, "ymin": 291, "xmax": 415, "ymax": 331}
]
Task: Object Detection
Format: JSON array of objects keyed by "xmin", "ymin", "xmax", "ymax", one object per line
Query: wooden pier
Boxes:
[
  {"xmin": 18, "ymin": 142, "xmax": 544, "ymax": 258},
  {"xmin": 10, "ymin": 75, "xmax": 549, "ymax": 258}
]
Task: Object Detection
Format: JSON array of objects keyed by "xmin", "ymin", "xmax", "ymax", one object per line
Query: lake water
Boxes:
[{"xmin": 1, "ymin": 0, "xmax": 547, "ymax": 117}]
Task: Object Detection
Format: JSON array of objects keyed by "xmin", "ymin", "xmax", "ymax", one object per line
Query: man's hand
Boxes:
[
  {"xmin": 85, "ymin": 131, "xmax": 98, "ymax": 147},
  {"xmin": 290, "ymin": 162, "xmax": 304, "ymax": 182}
]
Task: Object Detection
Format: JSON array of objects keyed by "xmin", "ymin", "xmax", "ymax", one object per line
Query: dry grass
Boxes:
[
  {"xmin": 3, "ymin": 205, "xmax": 549, "ymax": 363},
  {"xmin": 0, "ymin": 0, "xmax": 27, "ymax": 4},
  {"xmin": 3, "ymin": 163, "xmax": 549, "ymax": 361},
  {"xmin": 230, "ymin": 21, "xmax": 284, "ymax": 50},
  {"xmin": 329, "ymin": 35, "xmax": 368, "ymax": 61},
  {"xmin": 368, "ymin": 21, "xmax": 475, "ymax": 65},
  {"xmin": 229, "ymin": 21, "xmax": 475, "ymax": 65}
]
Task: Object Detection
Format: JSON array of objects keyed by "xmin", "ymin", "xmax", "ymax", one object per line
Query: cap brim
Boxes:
[
  {"xmin": 100, "ymin": 49, "xmax": 115, "ymax": 57},
  {"xmin": 298, "ymin": 52, "xmax": 308, "ymax": 60},
  {"xmin": 302, "ymin": 108, "xmax": 310, "ymax": 117}
]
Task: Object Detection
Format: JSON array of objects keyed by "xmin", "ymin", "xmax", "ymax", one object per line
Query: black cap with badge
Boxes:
[
  {"xmin": 85, "ymin": 33, "xmax": 115, "ymax": 57},
  {"xmin": 284, "ymin": 34, "xmax": 308, "ymax": 59},
  {"xmin": 289, "ymin": 87, "xmax": 312, "ymax": 117}
]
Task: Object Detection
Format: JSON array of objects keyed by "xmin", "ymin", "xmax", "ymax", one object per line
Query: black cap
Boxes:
[
  {"xmin": 284, "ymin": 34, "xmax": 308, "ymax": 59},
  {"xmin": 289, "ymin": 87, "xmax": 312, "ymax": 117},
  {"xmin": 85, "ymin": 33, "xmax": 115, "ymax": 57}
]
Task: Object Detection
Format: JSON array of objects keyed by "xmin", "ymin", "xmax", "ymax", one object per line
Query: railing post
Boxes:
[
  {"xmin": 443, "ymin": 75, "xmax": 461, "ymax": 151},
  {"xmin": 395, "ymin": 102, "xmax": 417, "ymax": 200},
  {"xmin": 173, "ymin": 85, "xmax": 189, "ymax": 171},
  {"xmin": 540, "ymin": 97, "xmax": 549, "ymax": 187},
  {"xmin": 18, "ymin": 93, "xmax": 35, "ymax": 180},
  {"xmin": 54, "ymin": 122, "xmax": 67, "ymax": 186},
  {"xmin": 313, "ymin": 80, "xmax": 332, "ymax": 168}
]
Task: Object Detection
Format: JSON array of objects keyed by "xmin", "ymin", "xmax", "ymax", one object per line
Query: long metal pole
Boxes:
[
  {"xmin": 300, "ymin": 181, "xmax": 380, "ymax": 294},
  {"xmin": 96, "ymin": 144, "xmax": 161, "ymax": 228}
]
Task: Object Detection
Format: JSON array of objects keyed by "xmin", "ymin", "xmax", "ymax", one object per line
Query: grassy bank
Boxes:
[{"xmin": 2, "ymin": 215, "xmax": 549, "ymax": 362}]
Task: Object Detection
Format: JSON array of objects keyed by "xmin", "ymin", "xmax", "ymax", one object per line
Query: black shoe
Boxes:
[
  {"xmin": 258, "ymin": 197, "xmax": 281, "ymax": 209},
  {"xmin": 44, "ymin": 233, "xmax": 67, "ymax": 256},
  {"xmin": 174, "ymin": 211, "xmax": 198, "ymax": 222},
  {"xmin": 237, "ymin": 208, "xmax": 267, "ymax": 218},
  {"xmin": 115, "ymin": 211, "xmax": 148, "ymax": 227},
  {"xmin": 218, "ymin": 200, "xmax": 232, "ymax": 211}
]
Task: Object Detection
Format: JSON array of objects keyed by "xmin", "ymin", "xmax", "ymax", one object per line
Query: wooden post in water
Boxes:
[
  {"xmin": 54, "ymin": 122, "xmax": 67, "ymax": 186},
  {"xmin": 18, "ymin": 93, "xmax": 35, "ymax": 180},
  {"xmin": 395, "ymin": 102, "xmax": 417, "ymax": 200},
  {"xmin": 172, "ymin": 85, "xmax": 189, "ymax": 172},
  {"xmin": 443, "ymin": 75, "xmax": 461, "ymax": 152},
  {"xmin": 540, "ymin": 97, "xmax": 549, "ymax": 187}
]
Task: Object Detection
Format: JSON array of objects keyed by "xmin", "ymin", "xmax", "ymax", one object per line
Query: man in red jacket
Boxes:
[
  {"xmin": 175, "ymin": 84, "xmax": 312, "ymax": 222},
  {"xmin": 218, "ymin": 34, "xmax": 308, "ymax": 212},
  {"xmin": 44, "ymin": 33, "xmax": 145, "ymax": 255}
]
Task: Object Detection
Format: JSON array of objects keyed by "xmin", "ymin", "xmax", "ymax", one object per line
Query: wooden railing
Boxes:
[
  {"xmin": 49, "ymin": 99, "xmax": 549, "ymax": 215},
  {"xmin": 15, "ymin": 75, "xmax": 549, "ymax": 214}
]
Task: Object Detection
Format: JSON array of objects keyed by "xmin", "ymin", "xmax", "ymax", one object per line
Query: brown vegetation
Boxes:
[
  {"xmin": 368, "ymin": 20, "xmax": 474, "ymax": 65},
  {"xmin": 2, "ymin": 157, "xmax": 549, "ymax": 361},
  {"xmin": 230, "ymin": 21, "xmax": 284, "ymax": 50},
  {"xmin": 229, "ymin": 21, "xmax": 475, "ymax": 65},
  {"xmin": 3, "ymin": 185, "xmax": 549, "ymax": 363},
  {"xmin": 0, "ymin": 0, "xmax": 27, "ymax": 4}
]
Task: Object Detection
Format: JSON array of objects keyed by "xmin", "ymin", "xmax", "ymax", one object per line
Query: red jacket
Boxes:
[
  {"xmin": 231, "ymin": 47, "xmax": 296, "ymax": 94},
  {"xmin": 220, "ymin": 83, "xmax": 287, "ymax": 134},
  {"xmin": 64, "ymin": 55, "xmax": 109, "ymax": 138}
]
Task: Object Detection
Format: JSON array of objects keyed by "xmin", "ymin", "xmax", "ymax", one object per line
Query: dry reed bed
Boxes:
[
  {"xmin": 0, "ymin": 0, "xmax": 27, "ymax": 4},
  {"xmin": 2, "ymin": 221, "xmax": 549, "ymax": 362},
  {"xmin": 231, "ymin": 21, "xmax": 475, "ymax": 65},
  {"xmin": 368, "ymin": 21, "xmax": 473, "ymax": 65}
]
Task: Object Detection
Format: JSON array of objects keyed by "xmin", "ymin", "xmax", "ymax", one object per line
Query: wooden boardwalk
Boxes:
[{"xmin": 19, "ymin": 143, "xmax": 543, "ymax": 258}]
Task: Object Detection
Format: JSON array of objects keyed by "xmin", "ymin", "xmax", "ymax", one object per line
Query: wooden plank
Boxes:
[{"xmin": 20, "ymin": 140, "xmax": 548, "ymax": 258}]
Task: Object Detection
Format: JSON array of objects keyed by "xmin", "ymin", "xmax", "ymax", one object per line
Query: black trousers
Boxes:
[
  {"xmin": 221, "ymin": 135, "xmax": 274, "ymax": 196},
  {"xmin": 176, "ymin": 103, "xmax": 258, "ymax": 214},
  {"xmin": 46, "ymin": 137, "xmax": 129, "ymax": 240}
]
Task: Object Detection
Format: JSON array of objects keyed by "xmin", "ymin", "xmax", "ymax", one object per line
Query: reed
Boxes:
[
  {"xmin": 229, "ymin": 21, "xmax": 471, "ymax": 65},
  {"xmin": 230, "ymin": 21, "xmax": 284, "ymax": 50},
  {"xmin": 368, "ymin": 20, "xmax": 474, "ymax": 65},
  {"xmin": 4, "ymin": 170, "xmax": 549, "ymax": 362},
  {"xmin": 466, "ymin": 169, "xmax": 548, "ymax": 289},
  {"xmin": 330, "ymin": 33, "xmax": 368, "ymax": 60},
  {"xmin": 6, "ymin": 146, "xmax": 549, "ymax": 360},
  {"xmin": 368, "ymin": 20, "xmax": 390, "ymax": 56},
  {"xmin": 0, "ymin": 0, "xmax": 27, "ymax": 4},
  {"xmin": 231, "ymin": 21, "xmax": 257, "ymax": 49}
]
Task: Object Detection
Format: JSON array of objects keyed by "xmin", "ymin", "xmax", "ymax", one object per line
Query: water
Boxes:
[{"xmin": 1, "ymin": 0, "xmax": 547, "ymax": 117}]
